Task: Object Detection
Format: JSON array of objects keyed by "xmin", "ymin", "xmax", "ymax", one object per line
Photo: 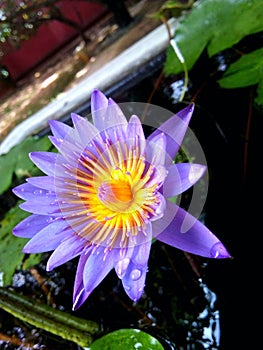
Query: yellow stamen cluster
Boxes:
[{"xmin": 60, "ymin": 137, "xmax": 159, "ymax": 248}]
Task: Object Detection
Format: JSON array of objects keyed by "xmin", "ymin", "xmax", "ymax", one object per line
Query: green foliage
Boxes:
[
  {"xmin": 0, "ymin": 202, "xmax": 41, "ymax": 286},
  {"xmin": 218, "ymin": 48, "xmax": 263, "ymax": 106},
  {"xmin": 0, "ymin": 135, "xmax": 52, "ymax": 285},
  {"xmin": 164, "ymin": 0, "xmax": 263, "ymax": 105},
  {"xmin": 0, "ymin": 135, "xmax": 52, "ymax": 194},
  {"xmin": 165, "ymin": 0, "xmax": 263, "ymax": 75},
  {"xmin": 89, "ymin": 329, "xmax": 165, "ymax": 350}
]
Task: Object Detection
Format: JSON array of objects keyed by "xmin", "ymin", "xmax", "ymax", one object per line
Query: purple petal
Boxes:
[
  {"xmin": 106, "ymin": 98, "xmax": 128, "ymax": 128},
  {"xmin": 121, "ymin": 241, "xmax": 151, "ymax": 301},
  {"xmin": 115, "ymin": 247, "xmax": 134, "ymax": 279},
  {"xmin": 122, "ymin": 260, "xmax": 148, "ymax": 301},
  {"xmin": 127, "ymin": 115, "xmax": 145, "ymax": 140},
  {"xmin": 47, "ymin": 235, "xmax": 86, "ymax": 271},
  {"xmin": 91, "ymin": 89, "xmax": 127, "ymax": 131},
  {"xmin": 91, "ymin": 89, "xmax": 108, "ymax": 130},
  {"xmin": 27, "ymin": 176, "xmax": 55, "ymax": 191},
  {"xmin": 13, "ymin": 214, "xmax": 52, "ymax": 238},
  {"xmin": 131, "ymin": 240, "xmax": 151, "ymax": 267},
  {"xmin": 153, "ymin": 201, "xmax": 230, "ymax": 258},
  {"xmin": 146, "ymin": 132, "xmax": 167, "ymax": 166},
  {"xmin": 29, "ymin": 152, "xmax": 58, "ymax": 175},
  {"xmin": 82, "ymin": 247, "xmax": 118, "ymax": 296},
  {"xmin": 163, "ymin": 163, "xmax": 206, "ymax": 197},
  {"xmin": 148, "ymin": 103, "xmax": 195, "ymax": 163},
  {"xmin": 23, "ymin": 218, "xmax": 69, "ymax": 253},
  {"xmin": 19, "ymin": 200, "xmax": 60, "ymax": 215},
  {"xmin": 71, "ymin": 113, "xmax": 99, "ymax": 145},
  {"xmin": 48, "ymin": 136, "xmax": 84, "ymax": 170},
  {"xmin": 13, "ymin": 183, "xmax": 56, "ymax": 203},
  {"xmin": 73, "ymin": 248, "xmax": 92, "ymax": 310},
  {"xmin": 49, "ymin": 119, "xmax": 74, "ymax": 140}
]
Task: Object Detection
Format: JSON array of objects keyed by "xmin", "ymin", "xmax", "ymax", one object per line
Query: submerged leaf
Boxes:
[{"xmin": 164, "ymin": 0, "xmax": 263, "ymax": 75}]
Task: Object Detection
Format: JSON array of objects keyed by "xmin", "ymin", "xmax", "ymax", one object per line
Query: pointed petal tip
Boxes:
[
  {"xmin": 210, "ymin": 241, "xmax": 231, "ymax": 259},
  {"xmin": 178, "ymin": 102, "xmax": 195, "ymax": 117},
  {"xmin": 91, "ymin": 88, "xmax": 106, "ymax": 102},
  {"xmin": 72, "ymin": 288, "xmax": 90, "ymax": 311},
  {"xmin": 71, "ymin": 112, "xmax": 82, "ymax": 123}
]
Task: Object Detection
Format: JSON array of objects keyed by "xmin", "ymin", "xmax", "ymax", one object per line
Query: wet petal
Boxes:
[
  {"xmin": 131, "ymin": 239, "xmax": 151, "ymax": 267},
  {"xmin": 19, "ymin": 200, "xmax": 60, "ymax": 215},
  {"xmin": 49, "ymin": 119, "xmax": 74, "ymax": 141},
  {"xmin": 122, "ymin": 260, "xmax": 148, "ymax": 301},
  {"xmin": 73, "ymin": 248, "xmax": 92, "ymax": 310},
  {"xmin": 47, "ymin": 235, "xmax": 86, "ymax": 271},
  {"xmin": 29, "ymin": 152, "xmax": 58, "ymax": 175},
  {"xmin": 13, "ymin": 214, "xmax": 52, "ymax": 238},
  {"xmin": 27, "ymin": 176, "xmax": 55, "ymax": 191},
  {"xmin": 163, "ymin": 163, "xmax": 206, "ymax": 197},
  {"xmin": 82, "ymin": 247, "xmax": 119, "ymax": 296},
  {"xmin": 148, "ymin": 103, "xmax": 195, "ymax": 164},
  {"xmin": 153, "ymin": 201, "xmax": 231, "ymax": 258},
  {"xmin": 115, "ymin": 247, "xmax": 134, "ymax": 279},
  {"xmin": 13, "ymin": 183, "xmax": 56, "ymax": 203},
  {"xmin": 23, "ymin": 219, "xmax": 69, "ymax": 253},
  {"xmin": 49, "ymin": 135, "xmax": 83, "ymax": 162}
]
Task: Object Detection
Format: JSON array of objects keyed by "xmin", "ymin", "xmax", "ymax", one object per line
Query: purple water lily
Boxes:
[{"xmin": 13, "ymin": 89, "xmax": 230, "ymax": 310}]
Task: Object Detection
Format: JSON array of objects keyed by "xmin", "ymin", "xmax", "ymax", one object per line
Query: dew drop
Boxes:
[
  {"xmin": 116, "ymin": 258, "xmax": 130, "ymax": 278},
  {"xmin": 130, "ymin": 268, "xmax": 142, "ymax": 281},
  {"xmin": 210, "ymin": 241, "xmax": 230, "ymax": 258}
]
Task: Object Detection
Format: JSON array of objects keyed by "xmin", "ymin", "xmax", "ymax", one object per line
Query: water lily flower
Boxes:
[{"xmin": 12, "ymin": 89, "xmax": 230, "ymax": 310}]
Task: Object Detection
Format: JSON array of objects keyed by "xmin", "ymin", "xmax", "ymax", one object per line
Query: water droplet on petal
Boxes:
[
  {"xmin": 130, "ymin": 268, "xmax": 142, "ymax": 281},
  {"xmin": 115, "ymin": 258, "xmax": 130, "ymax": 278},
  {"xmin": 210, "ymin": 242, "xmax": 230, "ymax": 258}
]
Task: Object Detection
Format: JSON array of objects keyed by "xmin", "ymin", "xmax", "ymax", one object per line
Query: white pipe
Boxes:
[{"xmin": 0, "ymin": 18, "xmax": 177, "ymax": 155}]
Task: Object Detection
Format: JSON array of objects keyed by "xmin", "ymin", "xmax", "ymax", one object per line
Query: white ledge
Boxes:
[{"xmin": 0, "ymin": 18, "xmax": 176, "ymax": 155}]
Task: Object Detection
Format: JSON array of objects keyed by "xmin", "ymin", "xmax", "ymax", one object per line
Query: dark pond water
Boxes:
[{"xmin": 1, "ymin": 33, "xmax": 260, "ymax": 349}]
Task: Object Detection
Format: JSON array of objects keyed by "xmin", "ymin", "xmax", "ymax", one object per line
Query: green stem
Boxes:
[
  {"xmin": 161, "ymin": 15, "xmax": 188, "ymax": 102},
  {"xmin": 0, "ymin": 287, "xmax": 99, "ymax": 347}
]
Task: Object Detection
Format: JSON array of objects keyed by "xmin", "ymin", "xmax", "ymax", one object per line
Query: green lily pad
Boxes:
[
  {"xmin": 89, "ymin": 329, "xmax": 165, "ymax": 350},
  {"xmin": 218, "ymin": 47, "xmax": 263, "ymax": 107},
  {"xmin": 0, "ymin": 135, "xmax": 51, "ymax": 194},
  {"xmin": 164, "ymin": 0, "xmax": 263, "ymax": 75},
  {"xmin": 0, "ymin": 202, "xmax": 41, "ymax": 286},
  {"xmin": 218, "ymin": 48, "xmax": 263, "ymax": 88}
]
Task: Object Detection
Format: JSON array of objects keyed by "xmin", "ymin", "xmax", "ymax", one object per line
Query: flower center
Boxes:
[
  {"xmin": 98, "ymin": 168, "xmax": 133, "ymax": 211},
  {"xmin": 59, "ymin": 136, "xmax": 164, "ymax": 248}
]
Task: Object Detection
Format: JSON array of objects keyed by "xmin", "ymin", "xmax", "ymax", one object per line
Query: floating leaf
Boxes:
[
  {"xmin": 0, "ymin": 152, "xmax": 16, "ymax": 194},
  {"xmin": 89, "ymin": 329, "xmax": 165, "ymax": 350},
  {"xmin": 0, "ymin": 135, "xmax": 51, "ymax": 194},
  {"xmin": 0, "ymin": 202, "xmax": 41, "ymax": 286},
  {"xmin": 218, "ymin": 47, "xmax": 263, "ymax": 106},
  {"xmin": 164, "ymin": 0, "xmax": 263, "ymax": 75},
  {"xmin": 218, "ymin": 48, "xmax": 263, "ymax": 88},
  {"xmin": 13, "ymin": 135, "xmax": 52, "ymax": 178}
]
